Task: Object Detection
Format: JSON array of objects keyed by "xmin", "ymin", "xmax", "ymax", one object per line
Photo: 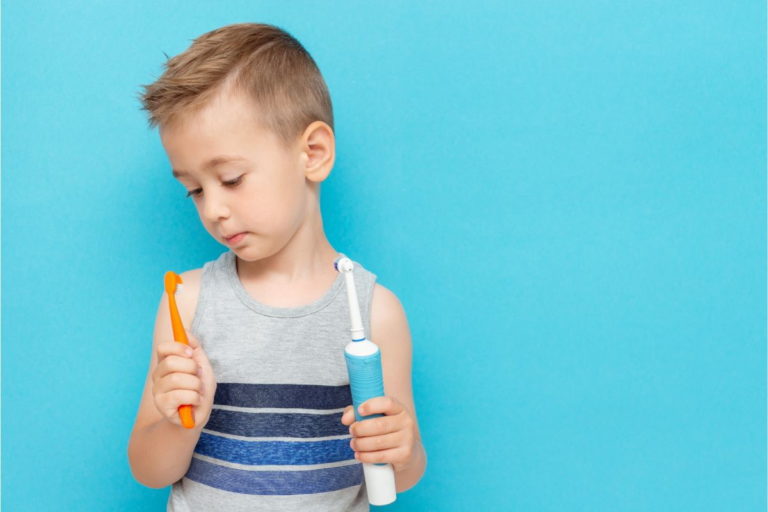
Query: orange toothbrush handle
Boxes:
[
  {"xmin": 165, "ymin": 271, "xmax": 195, "ymax": 429},
  {"xmin": 178, "ymin": 405, "xmax": 195, "ymax": 429}
]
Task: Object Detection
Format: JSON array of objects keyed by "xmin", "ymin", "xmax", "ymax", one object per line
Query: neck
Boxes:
[{"xmin": 236, "ymin": 189, "xmax": 339, "ymax": 284}]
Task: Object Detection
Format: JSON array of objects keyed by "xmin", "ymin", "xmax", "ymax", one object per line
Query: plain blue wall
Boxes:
[{"xmin": 3, "ymin": 1, "xmax": 765, "ymax": 510}]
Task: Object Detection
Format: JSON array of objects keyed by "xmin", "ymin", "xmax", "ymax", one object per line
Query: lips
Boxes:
[{"xmin": 224, "ymin": 232, "xmax": 246, "ymax": 244}]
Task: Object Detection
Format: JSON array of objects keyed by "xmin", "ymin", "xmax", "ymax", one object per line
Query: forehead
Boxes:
[{"xmin": 160, "ymin": 89, "xmax": 277, "ymax": 175}]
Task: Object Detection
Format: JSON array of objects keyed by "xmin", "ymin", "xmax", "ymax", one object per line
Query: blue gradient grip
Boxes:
[{"xmin": 345, "ymin": 348, "xmax": 388, "ymax": 466}]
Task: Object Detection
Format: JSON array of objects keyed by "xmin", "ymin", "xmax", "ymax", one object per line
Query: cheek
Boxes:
[{"xmin": 271, "ymin": 174, "xmax": 306, "ymax": 215}]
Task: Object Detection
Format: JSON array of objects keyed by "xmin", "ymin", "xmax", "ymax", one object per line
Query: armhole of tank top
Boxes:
[
  {"xmin": 364, "ymin": 271, "xmax": 377, "ymax": 339},
  {"xmin": 189, "ymin": 261, "xmax": 212, "ymax": 338}
]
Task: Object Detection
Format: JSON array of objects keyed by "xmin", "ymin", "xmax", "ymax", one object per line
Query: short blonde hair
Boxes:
[{"xmin": 137, "ymin": 22, "xmax": 334, "ymax": 149}]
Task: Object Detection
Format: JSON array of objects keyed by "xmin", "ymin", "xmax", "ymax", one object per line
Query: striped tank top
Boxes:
[{"xmin": 167, "ymin": 250, "xmax": 376, "ymax": 511}]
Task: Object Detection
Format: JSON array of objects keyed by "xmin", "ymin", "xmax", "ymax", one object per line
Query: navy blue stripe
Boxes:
[
  {"xmin": 214, "ymin": 383, "xmax": 352, "ymax": 409},
  {"xmin": 195, "ymin": 432, "xmax": 355, "ymax": 465},
  {"xmin": 205, "ymin": 409, "xmax": 348, "ymax": 438},
  {"xmin": 186, "ymin": 457, "xmax": 363, "ymax": 495}
]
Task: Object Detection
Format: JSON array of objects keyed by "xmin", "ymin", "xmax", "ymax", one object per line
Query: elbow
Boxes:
[
  {"xmin": 128, "ymin": 462, "xmax": 174, "ymax": 489},
  {"xmin": 127, "ymin": 440, "xmax": 171, "ymax": 489}
]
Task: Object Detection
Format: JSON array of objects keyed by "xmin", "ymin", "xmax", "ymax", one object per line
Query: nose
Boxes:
[{"xmin": 200, "ymin": 188, "xmax": 230, "ymax": 223}]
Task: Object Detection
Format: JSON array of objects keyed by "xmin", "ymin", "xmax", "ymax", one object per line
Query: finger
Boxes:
[
  {"xmin": 354, "ymin": 447, "xmax": 406, "ymax": 465},
  {"xmin": 195, "ymin": 349, "xmax": 216, "ymax": 391},
  {"xmin": 187, "ymin": 341, "xmax": 211, "ymax": 367},
  {"xmin": 162, "ymin": 372, "xmax": 203, "ymax": 393},
  {"xmin": 358, "ymin": 396, "xmax": 403, "ymax": 417},
  {"xmin": 350, "ymin": 415, "xmax": 399, "ymax": 438},
  {"xmin": 350, "ymin": 430, "xmax": 403, "ymax": 453},
  {"xmin": 167, "ymin": 389, "xmax": 201, "ymax": 408},
  {"xmin": 158, "ymin": 340, "xmax": 195, "ymax": 359},
  {"xmin": 186, "ymin": 334, "xmax": 201, "ymax": 349},
  {"xmin": 157, "ymin": 389, "xmax": 200, "ymax": 418},
  {"xmin": 340, "ymin": 406, "xmax": 354, "ymax": 426},
  {"xmin": 157, "ymin": 355, "xmax": 199, "ymax": 381}
]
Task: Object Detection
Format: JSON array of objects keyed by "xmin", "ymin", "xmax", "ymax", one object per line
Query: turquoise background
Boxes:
[{"xmin": 3, "ymin": 1, "xmax": 765, "ymax": 510}]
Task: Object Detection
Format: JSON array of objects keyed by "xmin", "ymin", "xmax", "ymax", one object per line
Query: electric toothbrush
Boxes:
[{"xmin": 334, "ymin": 256, "xmax": 397, "ymax": 506}]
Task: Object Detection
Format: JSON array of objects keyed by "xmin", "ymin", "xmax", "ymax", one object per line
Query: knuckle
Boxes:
[{"xmin": 170, "ymin": 372, "xmax": 184, "ymax": 387}]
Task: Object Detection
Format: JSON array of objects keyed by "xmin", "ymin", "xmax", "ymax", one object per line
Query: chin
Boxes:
[{"xmin": 229, "ymin": 241, "xmax": 266, "ymax": 261}]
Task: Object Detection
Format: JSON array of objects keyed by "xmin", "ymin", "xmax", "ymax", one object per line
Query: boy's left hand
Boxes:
[{"xmin": 341, "ymin": 396, "xmax": 418, "ymax": 473}]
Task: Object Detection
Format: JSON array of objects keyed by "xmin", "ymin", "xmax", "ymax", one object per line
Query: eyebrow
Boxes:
[{"xmin": 172, "ymin": 156, "xmax": 248, "ymax": 178}]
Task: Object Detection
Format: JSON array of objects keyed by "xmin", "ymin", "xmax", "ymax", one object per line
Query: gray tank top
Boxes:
[{"xmin": 167, "ymin": 250, "xmax": 377, "ymax": 512}]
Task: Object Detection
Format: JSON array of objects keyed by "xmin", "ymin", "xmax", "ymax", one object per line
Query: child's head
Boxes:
[{"xmin": 138, "ymin": 23, "xmax": 336, "ymax": 259}]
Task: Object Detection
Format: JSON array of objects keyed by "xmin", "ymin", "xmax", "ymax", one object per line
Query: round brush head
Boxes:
[{"xmin": 334, "ymin": 256, "xmax": 354, "ymax": 273}]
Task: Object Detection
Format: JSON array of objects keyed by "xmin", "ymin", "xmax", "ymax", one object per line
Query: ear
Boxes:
[{"xmin": 299, "ymin": 121, "xmax": 335, "ymax": 183}]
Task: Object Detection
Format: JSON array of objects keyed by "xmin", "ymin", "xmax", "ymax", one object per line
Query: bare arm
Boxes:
[
  {"xmin": 340, "ymin": 283, "xmax": 427, "ymax": 493},
  {"xmin": 128, "ymin": 413, "xmax": 204, "ymax": 488},
  {"xmin": 371, "ymin": 284, "xmax": 427, "ymax": 492},
  {"xmin": 127, "ymin": 269, "xmax": 214, "ymax": 488}
]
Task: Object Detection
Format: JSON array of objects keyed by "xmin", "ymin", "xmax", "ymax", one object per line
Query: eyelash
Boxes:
[{"xmin": 186, "ymin": 175, "xmax": 244, "ymax": 198}]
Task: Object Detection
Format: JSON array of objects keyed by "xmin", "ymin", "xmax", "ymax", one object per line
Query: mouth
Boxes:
[{"xmin": 224, "ymin": 232, "xmax": 247, "ymax": 245}]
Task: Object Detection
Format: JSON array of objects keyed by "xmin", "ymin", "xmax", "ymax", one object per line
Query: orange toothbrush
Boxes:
[{"xmin": 164, "ymin": 271, "xmax": 195, "ymax": 429}]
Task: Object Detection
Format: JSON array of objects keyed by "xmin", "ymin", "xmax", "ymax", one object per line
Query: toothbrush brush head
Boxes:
[
  {"xmin": 334, "ymin": 257, "xmax": 354, "ymax": 273},
  {"xmin": 164, "ymin": 271, "xmax": 184, "ymax": 295}
]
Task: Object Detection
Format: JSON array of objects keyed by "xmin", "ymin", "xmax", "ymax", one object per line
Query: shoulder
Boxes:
[
  {"xmin": 175, "ymin": 267, "xmax": 203, "ymax": 328},
  {"xmin": 166, "ymin": 252, "xmax": 226, "ymax": 331},
  {"xmin": 371, "ymin": 283, "xmax": 404, "ymax": 318},
  {"xmin": 370, "ymin": 283, "xmax": 410, "ymax": 348}
]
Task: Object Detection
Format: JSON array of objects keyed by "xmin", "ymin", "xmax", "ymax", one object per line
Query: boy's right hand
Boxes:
[{"xmin": 152, "ymin": 334, "xmax": 217, "ymax": 429}]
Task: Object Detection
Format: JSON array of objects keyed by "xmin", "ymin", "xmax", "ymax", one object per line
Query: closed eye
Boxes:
[{"xmin": 186, "ymin": 175, "xmax": 244, "ymax": 198}]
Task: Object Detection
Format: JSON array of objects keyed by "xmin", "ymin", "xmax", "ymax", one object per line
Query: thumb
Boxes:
[
  {"xmin": 188, "ymin": 337, "xmax": 216, "ymax": 387},
  {"xmin": 185, "ymin": 333, "xmax": 201, "ymax": 349},
  {"xmin": 341, "ymin": 405, "xmax": 355, "ymax": 426}
]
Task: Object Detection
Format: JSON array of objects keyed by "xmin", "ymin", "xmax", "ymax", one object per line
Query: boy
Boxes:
[{"xmin": 127, "ymin": 23, "xmax": 426, "ymax": 511}]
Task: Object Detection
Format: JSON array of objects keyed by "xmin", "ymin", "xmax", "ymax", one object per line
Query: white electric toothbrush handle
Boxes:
[
  {"xmin": 335, "ymin": 255, "xmax": 397, "ymax": 506},
  {"xmin": 342, "ymin": 270, "xmax": 365, "ymax": 341}
]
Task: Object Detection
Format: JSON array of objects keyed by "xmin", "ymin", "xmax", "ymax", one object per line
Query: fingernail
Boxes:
[{"xmin": 185, "ymin": 347, "xmax": 193, "ymax": 356}]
